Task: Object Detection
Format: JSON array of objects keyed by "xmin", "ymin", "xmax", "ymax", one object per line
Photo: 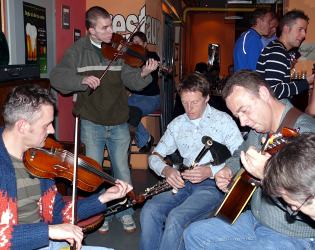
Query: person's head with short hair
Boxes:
[
  {"xmin": 3, "ymin": 84, "xmax": 55, "ymax": 150},
  {"xmin": 250, "ymin": 8, "xmax": 273, "ymax": 36},
  {"xmin": 222, "ymin": 70, "xmax": 278, "ymax": 133},
  {"xmin": 222, "ymin": 70, "xmax": 273, "ymax": 99},
  {"xmin": 177, "ymin": 73, "xmax": 210, "ymax": 120},
  {"xmin": 85, "ymin": 6, "xmax": 110, "ymax": 29},
  {"xmin": 130, "ymin": 31, "xmax": 147, "ymax": 48},
  {"xmin": 86, "ymin": 6, "xmax": 113, "ymax": 43},
  {"xmin": 263, "ymin": 133, "xmax": 315, "ymax": 220},
  {"xmin": 278, "ymin": 9, "xmax": 309, "ymax": 50}
]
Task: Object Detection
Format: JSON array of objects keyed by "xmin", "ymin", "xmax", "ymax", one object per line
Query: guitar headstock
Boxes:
[{"xmin": 264, "ymin": 127, "xmax": 299, "ymax": 155}]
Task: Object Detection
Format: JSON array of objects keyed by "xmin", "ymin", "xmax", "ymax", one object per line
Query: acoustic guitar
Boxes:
[{"xmin": 215, "ymin": 127, "xmax": 298, "ymax": 224}]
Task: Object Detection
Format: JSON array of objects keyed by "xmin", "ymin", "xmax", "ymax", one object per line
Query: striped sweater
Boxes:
[
  {"xmin": 256, "ymin": 40, "xmax": 309, "ymax": 99},
  {"xmin": 0, "ymin": 128, "xmax": 107, "ymax": 250}
]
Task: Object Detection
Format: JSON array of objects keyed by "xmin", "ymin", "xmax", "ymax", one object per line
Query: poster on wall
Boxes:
[
  {"xmin": 23, "ymin": 2, "xmax": 47, "ymax": 73},
  {"xmin": 74, "ymin": 29, "xmax": 81, "ymax": 42}
]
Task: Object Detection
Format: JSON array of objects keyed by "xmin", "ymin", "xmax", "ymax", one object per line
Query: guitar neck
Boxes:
[{"xmin": 215, "ymin": 128, "xmax": 299, "ymax": 224}]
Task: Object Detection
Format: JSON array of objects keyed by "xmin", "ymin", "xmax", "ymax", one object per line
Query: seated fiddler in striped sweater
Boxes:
[{"xmin": 0, "ymin": 85, "xmax": 132, "ymax": 250}]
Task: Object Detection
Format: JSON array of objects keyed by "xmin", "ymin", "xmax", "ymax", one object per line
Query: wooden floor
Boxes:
[{"xmin": 84, "ymin": 169, "xmax": 159, "ymax": 250}]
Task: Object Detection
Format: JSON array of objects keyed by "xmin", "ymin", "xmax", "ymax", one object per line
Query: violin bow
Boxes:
[
  {"xmin": 310, "ymin": 63, "xmax": 315, "ymax": 103},
  {"xmin": 98, "ymin": 18, "xmax": 145, "ymax": 81},
  {"xmin": 70, "ymin": 116, "xmax": 80, "ymax": 250}
]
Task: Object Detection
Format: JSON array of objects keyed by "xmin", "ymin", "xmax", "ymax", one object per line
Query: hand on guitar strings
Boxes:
[
  {"xmin": 163, "ymin": 166, "xmax": 185, "ymax": 190},
  {"xmin": 240, "ymin": 147, "xmax": 271, "ymax": 180},
  {"xmin": 214, "ymin": 166, "xmax": 233, "ymax": 193},
  {"xmin": 181, "ymin": 165, "xmax": 212, "ymax": 184}
]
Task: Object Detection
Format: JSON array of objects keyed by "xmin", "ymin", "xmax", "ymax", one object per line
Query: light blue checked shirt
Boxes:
[{"xmin": 149, "ymin": 104, "xmax": 243, "ymax": 178}]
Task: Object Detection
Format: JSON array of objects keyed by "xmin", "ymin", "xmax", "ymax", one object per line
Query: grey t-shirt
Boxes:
[{"xmin": 11, "ymin": 155, "xmax": 41, "ymax": 224}]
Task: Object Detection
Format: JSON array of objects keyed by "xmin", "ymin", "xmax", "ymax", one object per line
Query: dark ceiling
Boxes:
[
  {"xmin": 167, "ymin": 0, "xmax": 282, "ymax": 22},
  {"xmin": 182, "ymin": 0, "xmax": 281, "ymax": 8}
]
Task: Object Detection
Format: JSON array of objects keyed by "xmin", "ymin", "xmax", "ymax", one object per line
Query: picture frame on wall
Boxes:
[
  {"xmin": 23, "ymin": 2, "xmax": 47, "ymax": 73},
  {"xmin": 62, "ymin": 5, "xmax": 70, "ymax": 29},
  {"xmin": 74, "ymin": 29, "xmax": 81, "ymax": 42}
]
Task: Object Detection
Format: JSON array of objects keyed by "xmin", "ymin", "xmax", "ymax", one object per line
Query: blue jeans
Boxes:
[
  {"xmin": 81, "ymin": 119, "xmax": 131, "ymax": 183},
  {"xmin": 184, "ymin": 210, "xmax": 315, "ymax": 250},
  {"xmin": 128, "ymin": 94, "xmax": 160, "ymax": 147},
  {"xmin": 80, "ymin": 119, "xmax": 133, "ymax": 219},
  {"xmin": 139, "ymin": 179, "xmax": 223, "ymax": 250},
  {"xmin": 38, "ymin": 240, "xmax": 113, "ymax": 250}
]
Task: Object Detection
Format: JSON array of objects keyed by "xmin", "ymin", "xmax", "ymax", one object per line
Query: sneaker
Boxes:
[
  {"xmin": 119, "ymin": 215, "xmax": 136, "ymax": 233},
  {"xmin": 98, "ymin": 220, "xmax": 109, "ymax": 234}
]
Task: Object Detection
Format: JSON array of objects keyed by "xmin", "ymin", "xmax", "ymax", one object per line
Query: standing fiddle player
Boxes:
[
  {"xmin": 50, "ymin": 6, "xmax": 158, "ymax": 233},
  {"xmin": 0, "ymin": 85, "xmax": 132, "ymax": 250}
]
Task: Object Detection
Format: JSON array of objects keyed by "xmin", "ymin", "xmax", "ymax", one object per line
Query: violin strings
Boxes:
[{"xmin": 54, "ymin": 149, "xmax": 117, "ymax": 185}]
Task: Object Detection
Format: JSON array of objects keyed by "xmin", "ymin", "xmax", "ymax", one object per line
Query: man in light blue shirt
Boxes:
[{"xmin": 139, "ymin": 73, "xmax": 243, "ymax": 250}]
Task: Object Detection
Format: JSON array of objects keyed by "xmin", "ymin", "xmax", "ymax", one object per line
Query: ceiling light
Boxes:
[
  {"xmin": 224, "ymin": 15, "xmax": 244, "ymax": 20},
  {"xmin": 227, "ymin": 0, "xmax": 252, "ymax": 4}
]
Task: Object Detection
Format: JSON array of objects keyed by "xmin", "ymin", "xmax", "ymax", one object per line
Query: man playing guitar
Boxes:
[{"xmin": 184, "ymin": 70, "xmax": 315, "ymax": 250}]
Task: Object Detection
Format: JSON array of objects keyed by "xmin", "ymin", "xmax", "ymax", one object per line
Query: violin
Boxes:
[
  {"xmin": 23, "ymin": 137, "xmax": 130, "ymax": 194},
  {"xmin": 101, "ymin": 33, "xmax": 171, "ymax": 74},
  {"xmin": 102, "ymin": 33, "xmax": 147, "ymax": 68}
]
